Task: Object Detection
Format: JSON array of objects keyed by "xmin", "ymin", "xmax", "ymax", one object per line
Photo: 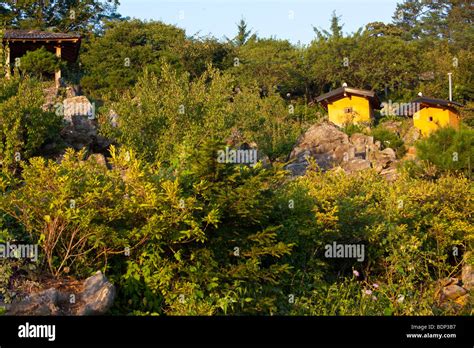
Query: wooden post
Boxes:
[
  {"xmin": 55, "ymin": 45, "xmax": 61, "ymax": 88},
  {"xmin": 5, "ymin": 43, "xmax": 10, "ymax": 79}
]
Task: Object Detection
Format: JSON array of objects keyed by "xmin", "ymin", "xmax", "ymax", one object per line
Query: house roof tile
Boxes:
[
  {"xmin": 3, "ymin": 29, "xmax": 80, "ymax": 41},
  {"xmin": 412, "ymin": 97, "xmax": 463, "ymax": 109},
  {"xmin": 316, "ymin": 86, "xmax": 381, "ymax": 110}
]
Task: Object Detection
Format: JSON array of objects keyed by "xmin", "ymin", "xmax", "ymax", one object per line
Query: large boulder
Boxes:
[
  {"xmin": 42, "ymin": 85, "xmax": 59, "ymax": 111},
  {"xmin": 402, "ymin": 126, "xmax": 421, "ymax": 145},
  {"xmin": 7, "ymin": 271, "xmax": 115, "ymax": 316},
  {"xmin": 350, "ymin": 133, "xmax": 375, "ymax": 156},
  {"xmin": 334, "ymin": 144, "xmax": 356, "ymax": 163},
  {"xmin": 290, "ymin": 122, "xmax": 349, "ymax": 158},
  {"xmin": 74, "ymin": 271, "xmax": 116, "ymax": 316},
  {"xmin": 380, "ymin": 166, "xmax": 399, "ymax": 181},
  {"xmin": 462, "ymin": 263, "xmax": 474, "ymax": 290},
  {"xmin": 442, "ymin": 284, "xmax": 467, "ymax": 301},
  {"xmin": 437, "ymin": 273, "xmax": 471, "ymax": 312},
  {"xmin": 7, "ymin": 288, "xmax": 60, "ymax": 316},
  {"xmin": 342, "ymin": 158, "xmax": 371, "ymax": 173},
  {"xmin": 370, "ymin": 148, "xmax": 397, "ymax": 172},
  {"xmin": 62, "ymin": 96, "xmax": 95, "ymax": 124},
  {"xmin": 285, "ymin": 161, "xmax": 309, "ymax": 177},
  {"xmin": 379, "ymin": 120, "xmax": 403, "ymax": 135},
  {"xmin": 57, "ymin": 96, "xmax": 111, "ymax": 153},
  {"xmin": 286, "ymin": 121, "xmax": 400, "ymax": 178},
  {"xmin": 60, "ymin": 96, "xmax": 96, "ymax": 150},
  {"xmin": 288, "ymin": 121, "xmax": 350, "ymax": 173}
]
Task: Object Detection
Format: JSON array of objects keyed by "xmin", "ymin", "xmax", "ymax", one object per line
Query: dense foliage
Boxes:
[
  {"xmin": 0, "ymin": 77, "xmax": 62, "ymax": 175},
  {"xmin": 414, "ymin": 127, "xmax": 473, "ymax": 178},
  {"xmin": 18, "ymin": 47, "xmax": 60, "ymax": 78},
  {"xmin": 280, "ymin": 165, "xmax": 472, "ymax": 315},
  {"xmin": 0, "ymin": 145, "xmax": 471, "ymax": 315},
  {"xmin": 1, "ymin": 0, "xmax": 121, "ymax": 33},
  {"xmin": 99, "ymin": 64, "xmax": 304, "ymax": 164}
]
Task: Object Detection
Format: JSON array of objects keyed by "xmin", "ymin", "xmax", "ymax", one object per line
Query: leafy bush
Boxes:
[
  {"xmin": 0, "ymin": 259, "xmax": 14, "ymax": 305},
  {"xmin": 0, "ymin": 148, "xmax": 142, "ymax": 277},
  {"xmin": 231, "ymin": 37, "xmax": 303, "ymax": 96},
  {"xmin": 290, "ymin": 276, "xmax": 438, "ymax": 316},
  {"xmin": 231, "ymin": 84, "xmax": 303, "ymax": 162},
  {"xmin": 0, "ymin": 141, "xmax": 294, "ymax": 315},
  {"xmin": 0, "ymin": 77, "xmax": 62, "ymax": 174},
  {"xmin": 0, "ymin": 216, "xmax": 30, "ymax": 306},
  {"xmin": 116, "ymin": 139, "xmax": 293, "ymax": 315},
  {"xmin": 100, "ymin": 64, "xmax": 234, "ymax": 163},
  {"xmin": 1, "ymin": 138, "xmax": 471, "ymax": 315},
  {"xmin": 80, "ymin": 20, "xmax": 187, "ymax": 98}
]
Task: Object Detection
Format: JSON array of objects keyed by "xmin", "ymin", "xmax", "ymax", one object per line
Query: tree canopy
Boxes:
[{"xmin": 1, "ymin": 0, "xmax": 121, "ymax": 33}]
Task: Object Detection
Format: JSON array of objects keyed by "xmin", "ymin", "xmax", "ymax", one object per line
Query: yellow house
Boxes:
[
  {"xmin": 412, "ymin": 97, "xmax": 462, "ymax": 136},
  {"xmin": 316, "ymin": 86, "xmax": 381, "ymax": 127}
]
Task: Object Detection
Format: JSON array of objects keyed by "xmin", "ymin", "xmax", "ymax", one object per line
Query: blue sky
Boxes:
[{"xmin": 118, "ymin": 0, "xmax": 400, "ymax": 45}]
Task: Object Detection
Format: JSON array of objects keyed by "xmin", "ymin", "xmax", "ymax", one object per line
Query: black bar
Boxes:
[{"xmin": 0, "ymin": 316, "xmax": 472, "ymax": 346}]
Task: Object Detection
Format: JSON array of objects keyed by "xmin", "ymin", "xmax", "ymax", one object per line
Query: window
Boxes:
[
  {"xmin": 428, "ymin": 116, "xmax": 433, "ymax": 121},
  {"xmin": 344, "ymin": 107, "xmax": 353, "ymax": 113}
]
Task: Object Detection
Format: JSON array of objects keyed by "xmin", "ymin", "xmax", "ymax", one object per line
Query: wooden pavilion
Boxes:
[{"xmin": 2, "ymin": 29, "xmax": 81, "ymax": 87}]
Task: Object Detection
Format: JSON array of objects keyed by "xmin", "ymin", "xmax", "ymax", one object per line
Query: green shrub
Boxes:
[
  {"xmin": 0, "ymin": 148, "xmax": 137, "ymax": 277},
  {"xmin": 19, "ymin": 47, "xmax": 60, "ymax": 78},
  {"xmin": 0, "ymin": 77, "xmax": 62, "ymax": 175},
  {"xmin": 341, "ymin": 123, "xmax": 367, "ymax": 136},
  {"xmin": 0, "ymin": 141, "xmax": 294, "ymax": 315},
  {"xmin": 1, "ymin": 141, "xmax": 471, "ymax": 315},
  {"xmin": 415, "ymin": 127, "xmax": 473, "ymax": 178},
  {"xmin": 371, "ymin": 126, "xmax": 406, "ymax": 157},
  {"xmin": 0, "ymin": 221, "xmax": 29, "ymax": 305},
  {"xmin": 116, "ymin": 139, "xmax": 293, "ymax": 315},
  {"xmin": 80, "ymin": 20, "xmax": 187, "ymax": 98}
]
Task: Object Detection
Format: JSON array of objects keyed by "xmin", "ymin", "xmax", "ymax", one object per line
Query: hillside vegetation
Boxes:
[{"xmin": 0, "ymin": 0, "xmax": 472, "ymax": 315}]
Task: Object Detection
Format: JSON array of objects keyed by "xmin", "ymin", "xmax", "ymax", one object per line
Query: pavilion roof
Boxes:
[{"xmin": 3, "ymin": 29, "xmax": 80, "ymax": 42}]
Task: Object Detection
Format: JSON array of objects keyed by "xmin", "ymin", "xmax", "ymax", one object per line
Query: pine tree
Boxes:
[
  {"xmin": 330, "ymin": 11, "xmax": 343, "ymax": 39},
  {"xmin": 313, "ymin": 10, "xmax": 344, "ymax": 40},
  {"xmin": 392, "ymin": 0, "xmax": 424, "ymax": 40},
  {"xmin": 235, "ymin": 18, "xmax": 251, "ymax": 46}
]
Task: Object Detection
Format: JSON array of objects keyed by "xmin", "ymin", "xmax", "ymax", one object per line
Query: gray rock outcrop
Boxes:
[
  {"xmin": 58, "ymin": 96, "xmax": 110, "ymax": 152},
  {"xmin": 7, "ymin": 271, "xmax": 115, "ymax": 316},
  {"xmin": 286, "ymin": 121, "xmax": 399, "ymax": 179}
]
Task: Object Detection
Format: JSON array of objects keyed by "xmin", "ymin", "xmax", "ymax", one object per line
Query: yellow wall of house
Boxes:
[
  {"xmin": 327, "ymin": 95, "xmax": 372, "ymax": 127},
  {"xmin": 448, "ymin": 110, "xmax": 460, "ymax": 129},
  {"xmin": 413, "ymin": 107, "xmax": 460, "ymax": 136}
]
